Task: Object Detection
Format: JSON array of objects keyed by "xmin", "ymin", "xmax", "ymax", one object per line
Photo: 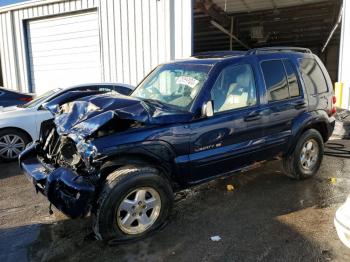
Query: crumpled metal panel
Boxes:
[
  {"xmin": 44, "ymin": 90, "xmax": 105, "ymax": 115},
  {"xmin": 48, "ymin": 92, "xmax": 193, "ymax": 138}
]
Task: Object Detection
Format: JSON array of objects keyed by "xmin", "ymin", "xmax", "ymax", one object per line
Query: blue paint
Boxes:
[
  {"xmin": 19, "ymin": 50, "xmax": 336, "ymax": 219},
  {"xmin": 0, "ymin": 87, "xmax": 33, "ymax": 107},
  {"xmin": 0, "ymin": 0, "xmax": 28, "ymax": 7}
]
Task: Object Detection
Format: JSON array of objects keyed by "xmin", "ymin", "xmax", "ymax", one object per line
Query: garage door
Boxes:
[{"xmin": 27, "ymin": 12, "xmax": 101, "ymax": 94}]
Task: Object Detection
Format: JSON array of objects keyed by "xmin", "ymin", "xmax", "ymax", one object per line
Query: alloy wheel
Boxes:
[
  {"xmin": 0, "ymin": 134, "xmax": 25, "ymax": 159},
  {"xmin": 116, "ymin": 187, "xmax": 161, "ymax": 235},
  {"xmin": 300, "ymin": 138, "xmax": 319, "ymax": 171}
]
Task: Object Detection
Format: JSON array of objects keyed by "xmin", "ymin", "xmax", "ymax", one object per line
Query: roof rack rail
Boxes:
[
  {"xmin": 246, "ymin": 47, "xmax": 312, "ymax": 55},
  {"xmin": 193, "ymin": 51, "xmax": 246, "ymax": 58}
]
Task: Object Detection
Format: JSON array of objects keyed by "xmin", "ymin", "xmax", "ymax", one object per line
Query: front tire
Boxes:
[
  {"xmin": 92, "ymin": 165, "xmax": 173, "ymax": 242},
  {"xmin": 282, "ymin": 129, "xmax": 324, "ymax": 180}
]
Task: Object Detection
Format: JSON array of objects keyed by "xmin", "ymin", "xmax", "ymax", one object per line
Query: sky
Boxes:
[{"xmin": 0, "ymin": 0, "xmax": 28, "ymax": 7}]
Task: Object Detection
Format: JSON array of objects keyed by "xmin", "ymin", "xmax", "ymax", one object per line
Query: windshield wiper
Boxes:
[
  {"xmin": 142, "ymin": 98, "xmax": 186, "ymax": 112},
  {"xmin": 142, "ymin": 98, "xmax": 166, "ymax": 107}
]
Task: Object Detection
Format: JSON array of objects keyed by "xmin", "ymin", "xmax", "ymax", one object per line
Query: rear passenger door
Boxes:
[{"xmin": 258, "ymin": 58, "xmax": 307, "ymax": 157}]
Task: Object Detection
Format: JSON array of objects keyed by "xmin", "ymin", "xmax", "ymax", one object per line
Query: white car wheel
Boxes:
[{"xmin": 0, "ymin": 130, "xmax": 29, "ymax": 161}]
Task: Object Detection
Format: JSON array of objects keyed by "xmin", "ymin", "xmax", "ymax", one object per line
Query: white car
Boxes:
[
  {"xmin": 0, "ymin": 83, "xmax": 133, "ymax": 161},
  {"xmin": 335, "ymin": 195, "xmax": 350, "ymax": 248}
]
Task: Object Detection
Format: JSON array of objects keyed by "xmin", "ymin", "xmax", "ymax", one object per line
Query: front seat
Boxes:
[{"xmin": 219, "ymin": 71, "xmax": 254, "ymax": 111}]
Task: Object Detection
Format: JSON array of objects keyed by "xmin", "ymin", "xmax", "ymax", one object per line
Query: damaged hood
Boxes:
[{"xmin": 48, "ymin": 93, "xmax": 193, "ymax": 138}]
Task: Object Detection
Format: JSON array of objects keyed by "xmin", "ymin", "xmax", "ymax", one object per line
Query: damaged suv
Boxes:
[{"xmin": 20, "ymin": 47, "xmax": 336, "ymax": 241}]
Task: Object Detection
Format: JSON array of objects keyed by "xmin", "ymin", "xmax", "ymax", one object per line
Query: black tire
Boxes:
[
  {"xmin": 282, "ymin": 129, "xmax": 324, "ymax": 180},
  {"xmin": 0, "ymin": 128, "xmax": 31, "ymax": 161},
  {"xmin": 92, "ymin": 165, "xmax": 173, "ymax": 242}
]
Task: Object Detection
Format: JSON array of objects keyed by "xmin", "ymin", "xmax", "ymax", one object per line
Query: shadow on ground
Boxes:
[{"xmin": 24, "ymin": 165, "xmax": 350, "ymax": 261}]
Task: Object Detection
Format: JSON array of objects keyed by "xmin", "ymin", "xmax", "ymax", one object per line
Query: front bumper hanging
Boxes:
[{"xmin": 19, "ymin": 142, "xmax": 95, "ymax": 218}]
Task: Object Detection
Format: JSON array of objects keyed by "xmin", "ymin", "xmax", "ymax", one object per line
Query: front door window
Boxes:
[{"xmin": 210, "ymin": 64, "xmax": 257, "ymax": 113}]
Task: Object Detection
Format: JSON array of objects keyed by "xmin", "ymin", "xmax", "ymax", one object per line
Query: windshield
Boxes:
[
  {"xmin": 131, "ymin": 63, "xmax": 212, "ymax": 110},
  {"xmin": 18, "ymin": 88, "xmax": 61, "ymax": 108}
]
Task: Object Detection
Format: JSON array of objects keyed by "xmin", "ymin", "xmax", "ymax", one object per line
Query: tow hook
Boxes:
[{"xmin": 49, "ymin": 203, "xmax": 53, "ymax": 215}]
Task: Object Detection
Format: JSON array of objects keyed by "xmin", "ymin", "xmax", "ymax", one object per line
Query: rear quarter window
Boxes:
[{"xmin": 298, "ymin": 58, "xmax": 328, "ymax": 95}]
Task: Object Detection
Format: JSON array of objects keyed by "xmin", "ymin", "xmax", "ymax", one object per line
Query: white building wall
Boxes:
[
  {"xmin": 339, "ymin": 0, "xmax": 350, "ymax": 108},
  {"xmin": 0, "ymin": 0, "xmax": 193, "ymax": 92}
]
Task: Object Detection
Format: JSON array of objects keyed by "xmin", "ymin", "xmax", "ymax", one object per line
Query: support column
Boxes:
[
  {"xmin": 339, "ymin": 0, "xmax": 350, "ymax": 108},
  {"xmin": 0, "ymin": 55, "xmax": 3, "ymax": 86}
]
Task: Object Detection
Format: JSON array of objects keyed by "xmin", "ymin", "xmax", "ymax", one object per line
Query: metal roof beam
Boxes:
[
  {"xmin": 196, "ymin": 0, "xmax": 231, "ymax": 27},
  {"xmin": 210, "ymin": 20, "xmax": 250, "ymax": 49}
]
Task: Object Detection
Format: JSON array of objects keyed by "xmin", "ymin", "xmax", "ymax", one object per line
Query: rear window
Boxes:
[
  {"xmin": 261, "ymin": 60, "xmax": 289, "ymax": 101},
  {"xmin": 299, "ymin": 58, "xmax": 328, "ymax": 95}
]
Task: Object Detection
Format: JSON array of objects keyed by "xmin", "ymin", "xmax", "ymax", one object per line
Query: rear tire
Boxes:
[
  {"xmin": 92, "ymin": 165, "xmax": 173, "ymax": 242},
  {"xmin": 0, "ymin": 128, "xmax": 30, "ymax": 161},
  {"xmin": 282, "ymin": 129, "xmax": 324, "ymax": 180}
]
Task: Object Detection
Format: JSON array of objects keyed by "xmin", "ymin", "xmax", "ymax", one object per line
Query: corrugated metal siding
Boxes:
[
  {"xmin": 0, "ymin": 0, "xmax": 192, "ymax": 92},
  {"xmin": 0, "ymin": 11, "xmax": 19, "ymax": 91}
]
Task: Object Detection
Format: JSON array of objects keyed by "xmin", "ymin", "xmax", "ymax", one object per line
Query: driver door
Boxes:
[{"xmin": 188, "ymin": 62, "xmax": 265, "ymax": 183}]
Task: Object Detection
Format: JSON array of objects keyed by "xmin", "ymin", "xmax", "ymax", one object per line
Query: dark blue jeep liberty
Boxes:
[{"xmin": 20, "ymin": 47, "xmax": 336, "ymax": 241}]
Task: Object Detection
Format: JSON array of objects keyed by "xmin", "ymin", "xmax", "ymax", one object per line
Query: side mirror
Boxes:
[{"xmin": 201, "ymin": 100, "xmax": 214, "ymax": 118}]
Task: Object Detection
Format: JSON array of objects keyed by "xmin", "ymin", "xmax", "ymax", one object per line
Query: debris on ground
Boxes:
[
  {"xmin": 210, "ymin": 236, "xmax": 221, "ymax": 242},
  {"xmin": 330, "ymin": 177, "xmax": 337, "ymax": 184},
  {"xmin": 226, "ymin": 184, "xmax": 235, "ymax": 192}
]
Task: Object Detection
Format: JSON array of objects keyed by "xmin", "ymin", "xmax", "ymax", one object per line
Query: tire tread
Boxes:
[{"xmin": 92, "ymin": 165, "xmax": 172, "ymax": 241}]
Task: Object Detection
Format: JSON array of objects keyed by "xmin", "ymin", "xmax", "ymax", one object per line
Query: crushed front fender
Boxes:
[{"xmin": 19, "ymin": 143, "xmax": 95, "ymax": 218}]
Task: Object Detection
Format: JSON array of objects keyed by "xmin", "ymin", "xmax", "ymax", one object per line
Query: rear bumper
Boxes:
[{"xmin": 19, "ymin": 142, "xmax": 95, "ymax": 218}]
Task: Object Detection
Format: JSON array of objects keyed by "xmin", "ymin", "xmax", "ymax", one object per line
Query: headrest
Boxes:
[{"xmin": 236, "ymin": 72, "xmax": 251, "ymax": 89}]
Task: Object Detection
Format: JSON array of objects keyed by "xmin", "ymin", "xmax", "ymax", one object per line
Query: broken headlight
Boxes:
[
  {"xmin": 76, "ymin": 140, "xmax": 98, "ymax": 171},
  {"xmin": 59, "ymin": 138, "xmax": 81, "ymax": 166}
]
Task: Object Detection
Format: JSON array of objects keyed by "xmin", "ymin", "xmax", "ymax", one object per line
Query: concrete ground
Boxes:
[{"xmin": 2, "ymin": 140, "xmax": 350, "ymax": 261}]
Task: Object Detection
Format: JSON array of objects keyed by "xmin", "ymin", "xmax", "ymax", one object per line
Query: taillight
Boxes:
[
  {"xmin": 330, "ymin": 95, "xmax": 337, "ymax": 116},
  {"xmin": 18, "ymin": 97, "xmax": 32, "ymax": 102},
  {"xmin": 331, "ymin": 106, "xmax": 337, "ymax": 115}
]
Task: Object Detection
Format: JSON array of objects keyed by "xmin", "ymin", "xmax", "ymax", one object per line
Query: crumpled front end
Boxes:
[
  {"xmin": 19, "ymin": 95, "xmax": 149, "ymax": 218},
  {"xmin": 19, "ymin": 142, "xmax": 95, "ymax": 218},
  {"xmin": 20, "ymin": 92, "xmax": 192, "ymax": 218}
]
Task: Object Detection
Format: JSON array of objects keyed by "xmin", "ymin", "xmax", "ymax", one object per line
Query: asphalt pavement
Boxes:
[{"xmin": 2, "ymin": 139, "xmax": 350, "ymax": 261}]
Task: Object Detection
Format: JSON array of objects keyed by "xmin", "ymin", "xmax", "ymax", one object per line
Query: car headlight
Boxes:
[
  {"xmin": 76, "ymin": 140, "xmax": 98, "ymax": 170},
  {"xmin": 60, "ymin": 138, "xmax": 81, "ymax": 166}
]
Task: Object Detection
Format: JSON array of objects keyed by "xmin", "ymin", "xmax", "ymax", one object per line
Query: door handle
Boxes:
[
  {"xmin": 244, "ymin": 112, "xmax": 261, "ymax": 122},
  {"xmin": 292, "ymin": 101, "xmax": 307, "ymax": 109}
]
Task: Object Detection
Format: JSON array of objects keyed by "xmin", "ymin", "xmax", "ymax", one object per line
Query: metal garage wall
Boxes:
[
  {"xmin": 0, "ymin": 0, "xmax": 193, "ymax": 93},
  {"xmin": 99, "ymin": 0, "xmax": 192, "ymax": 85}
]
